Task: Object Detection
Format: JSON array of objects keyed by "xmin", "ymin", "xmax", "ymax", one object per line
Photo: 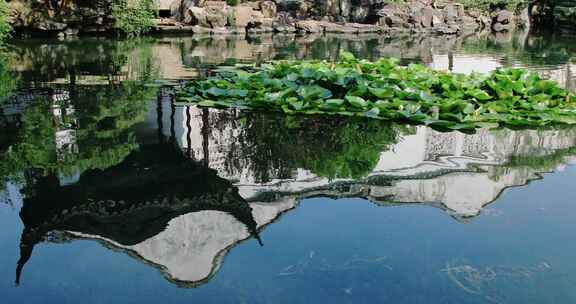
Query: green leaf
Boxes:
[
  {"xmin": 345, "ymin": 96, "xmax": 369, "ymax": 109},
  {"xmin": 369, "ymin": 87, "xmax": 394, "ymax": 99},
  {"xmin": 463, "ymin": 104, "xmax": 476, "ymax": 114},
  {"xmin": 365, "ymin": 107, "xmax": 381, "ymax": 118},
  {"xmin": 468, "ymin": 89, "xmax": 492, "ymax": 101},
  {"xmin": 205, "ymin": 87, "xmax": 228, "ymax": 97},
  {"xmin": 298, "ymin": 85, "xmax": 333, "ymax": 100}
]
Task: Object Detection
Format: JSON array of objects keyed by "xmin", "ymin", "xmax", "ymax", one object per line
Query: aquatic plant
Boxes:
[{"xmin": 176, "ymin": 53, "xmax": 576, "ymax": 130}]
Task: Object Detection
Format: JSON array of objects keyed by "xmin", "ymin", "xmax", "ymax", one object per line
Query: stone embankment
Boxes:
[
  {"xmin": 157, "ymin": 0, "xmax": 525, "ymax": 35},
  {"xmin": 6, "ymin": 0, "xmax": 527, "ymax": 36}
]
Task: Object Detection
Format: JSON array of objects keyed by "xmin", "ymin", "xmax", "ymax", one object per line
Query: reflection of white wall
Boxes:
[
  {"xmin": 67, "ymin": 198, "xmax": 298, "ymax": 284},
  {"xmin": 375, "ymin": 127, "xmax": 427, "ymax": 171},
  {"xmin": 430, "ymin": 55, "xmax": 575, "ymax": 92},
  {"xmin": 529, "ymin": 64, "xmax": 576, "ymax": 91},
  {"xmin": 430, "ymin": 55, "xmax": 503, "ymax": 74},
  {"xmin": 369, "ymin": 168, "xmax": 531, "ymax": 217}
]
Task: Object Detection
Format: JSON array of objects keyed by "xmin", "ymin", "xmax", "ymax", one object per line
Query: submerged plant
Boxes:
[{"xmin": 176, "ymin": 52, "xmax": 576, "ymax": 130}]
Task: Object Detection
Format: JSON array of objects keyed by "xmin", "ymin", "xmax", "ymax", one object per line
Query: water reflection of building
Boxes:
[
  {"xmin": 1, "ymin": 90, "xmax": 293, "ymax": 288},
  {"xmin": 4, "ymin": 33, "xmax": 576, "ymax": 289},
  {"xmin": 162, "ymin": 97, "xmax": 576, "ymax": 219},
  {"xmin": 4, "ymin": 88, "xmax": 576, "ymax": 289},
  {"xmin": 15, "ymin": 142, "xmax": 265, "ymax": 287}
]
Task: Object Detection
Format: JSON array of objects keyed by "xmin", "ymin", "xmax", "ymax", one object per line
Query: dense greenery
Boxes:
[
  {"xmin": 0, "ymin": 0, "xmax": 10, "ymax": 43},
  {"xmin": 457, "ymin": 0, "xmax": 529, "ymax": 11},
  {"xmin": 0, "ymin": 0, "xmax": 15, "ymax": 102},
  {"xmin": 385, "ymin": 0, "xmax": 529, "ymax": 11},
  {"xmin": 0, "ymin": 81, "xmax": 156, "ymax": 184},
  {"xmin": 177, "ymin": 53, "xmax": 576, "ymax": 130},
  {"xmin": 112, "ymin": 0, "xmax": 156, "ymax": 36}
]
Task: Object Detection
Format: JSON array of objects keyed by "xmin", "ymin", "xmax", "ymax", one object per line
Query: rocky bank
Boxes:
[
  {"xmin": 6, "ymin": 0, "xmax": 530, "ymax": 37},
  {"xmin": 156, "ymin": 0, "xmax": 529, "ymax": 35}
]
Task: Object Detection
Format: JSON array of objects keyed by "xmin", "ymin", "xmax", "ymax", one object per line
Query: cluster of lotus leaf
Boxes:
[{"xmin": 176, "ymin": 52, "xmax": 576, "ymax": 130}]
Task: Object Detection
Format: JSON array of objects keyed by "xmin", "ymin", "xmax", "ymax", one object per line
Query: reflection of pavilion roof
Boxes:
[
  {"xmin": 63, "ymin": 196, "xmax": 297, "ymax": 287},
  {"xmin": 16, "ymin": 143, "xmax": 261, "ymax": 286}
]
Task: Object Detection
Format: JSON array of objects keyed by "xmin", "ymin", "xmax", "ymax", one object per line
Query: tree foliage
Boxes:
[{"xmin": 112, "ymin": 0, "xmax": 157, "ymax": 37}]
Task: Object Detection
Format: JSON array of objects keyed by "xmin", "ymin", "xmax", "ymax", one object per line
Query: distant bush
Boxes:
[
  {"xmin": 383, "ymin": 0, "xmax": 530, "ymax": 12},
  {"xmin": 112, "ymin": 0, "xmax": 157, "ymax": 37},
  {"xmin": 448, "ymin": 0, "xmax": 529, "ymax": 12}
]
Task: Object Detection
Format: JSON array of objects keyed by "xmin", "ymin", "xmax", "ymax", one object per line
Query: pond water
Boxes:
[{"xmin": 1, "ymin": 31, "xmax": 576, "ymax": 303}]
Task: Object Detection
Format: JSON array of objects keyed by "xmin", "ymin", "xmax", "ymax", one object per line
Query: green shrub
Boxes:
[
  {"xmin": 385, "ymin": 0, "xmax": 530, "ymax": 12},
  {"xmin": 226, "ymin": 0, "xmax": 239, "ymax": 7},
  {"xmin": 112, "ymin": 0, "xmax": 157, "ymax": 37},
  {"xmin": 0, "ymin": 0, "xmax": 11, "ymax": 43},
  {"xmin": 452, "ymin": 0, "xmax": 529, "ymax": 12}
]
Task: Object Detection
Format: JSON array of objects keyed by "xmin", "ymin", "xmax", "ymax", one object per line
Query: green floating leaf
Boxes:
[
  {"xmin": 345, "ymin": 95, "xmax": 369, "ymax": 109},
  {"xmin": 175, "ymin": 56, "xmax": 576, "ymax": 129},
  {"xmin": 365, "ymin": 107, "xmax": 381, "ymax": 118}
]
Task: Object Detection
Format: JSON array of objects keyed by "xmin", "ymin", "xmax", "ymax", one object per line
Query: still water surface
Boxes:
[{"xmin": 1, "ymin": 31, "xmax": 576, "ymax": 303}]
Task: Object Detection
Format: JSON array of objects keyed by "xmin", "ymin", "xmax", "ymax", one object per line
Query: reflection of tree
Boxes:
[
  {"xmin": 484, "ymin": 126, "xmax": 576, "ymax": 181},
  {"xmin": 0, "ymin": 82, "xmax": 154, "ymax": 184},
  {"xmin": 7, "ymin": 38, "xmax": 157, "ymax": 83},
  {"xmin": 504, "ymin": 145, "xmax": 576, "ymax": 172},
  {"xmin": 0, "ymin": 36, "xmax": 160, "ymax": 184},
  {"xmin": 0, "ymin": 102, "xmax": 57, "ymax": 181},
  {"xmin": 220, "ymin": 114, "xmax": 411, "ymax": 181},
  {"xmin": 0, "ymin": 52, "xmax": 17, "ymax": 102}
]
